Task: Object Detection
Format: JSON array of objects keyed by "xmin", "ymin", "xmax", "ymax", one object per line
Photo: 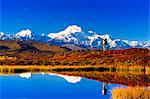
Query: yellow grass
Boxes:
[
  {"xmin": 112, "ymin": 86, "xmax": 150, "ymax": 99},
  {"xmin": 0, "ymin": 65, "xmax": 149, "ymax": 69},
  {"xmin": 0, "ymin": 65, "xmax": 150, "ymax": 75},
  {"xmin": 0, "ymin": 56, "xmax": 17, "ymax": 61}
]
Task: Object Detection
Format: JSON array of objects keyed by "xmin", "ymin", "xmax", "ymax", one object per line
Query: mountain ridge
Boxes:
[{"xmin": 0, "ymin": 25, "xmax": 149, "ymax": 50}]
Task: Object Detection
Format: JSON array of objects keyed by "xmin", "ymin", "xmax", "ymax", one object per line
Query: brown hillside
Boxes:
[
  {"xmin": 0, "ymin": 40, "xmax": 21, "ymax": 50},
  {"xmin": 0, "ymin": 40, "xmax": 149, "ymax": 66},
  {"xmin": 0, "ymin": 40, "xmax": 69, "ymax": 52}
]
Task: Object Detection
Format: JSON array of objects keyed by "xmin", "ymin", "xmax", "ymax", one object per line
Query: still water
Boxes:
[{"xmin": 0, "ymin": 73, "xmax": 125, "ymax": 99}]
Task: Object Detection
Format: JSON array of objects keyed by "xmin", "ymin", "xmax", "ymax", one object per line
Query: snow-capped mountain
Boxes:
[
  {"xmin": 15, "ymin": 29, "xmax": 35, "ymax": 40},
  {"xmin": 0, "ymin": 25, "xmax": 149, "ymax": 49},
  {"xmin": 46, "ymin": 25, "xmax": 149, "ymax": 49},
  {"xmin": 142, "ymin": 40, "xmax": 150, "ymax": 48},
  {"xmin": 0, "ymin": 32, "xmax": 5, "ymax": 38},
  {"xmin": 16, "ymin": 29, "xmax": 33, "ymax": 38},
  {"xmin": 0, "ymin": 29, "xmax": 35, "ymax": 41},
  {"xmin": 48, "ymin": 25, "xmax": 83, "ymax": 45}
]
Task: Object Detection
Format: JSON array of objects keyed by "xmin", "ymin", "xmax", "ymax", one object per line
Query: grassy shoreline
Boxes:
[
  {"xmin": 0, "ymin": 65, "xmax": 150, "ymax": 72},
  {"xmin": 0, "ymin": 65, "xmax": 150, "ymax": 87},
  {"xmin": 112, "ymin": 86, "xmax": 150, "ymax": 99},
  {"xmin": 0, "ymin": 65, "xmax": 150, "ymax": 76}
]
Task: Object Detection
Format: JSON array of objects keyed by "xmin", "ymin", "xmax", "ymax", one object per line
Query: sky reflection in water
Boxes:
[{"xmin": 0, "ymin": 73, "xmax": 125, "ymax": 99}]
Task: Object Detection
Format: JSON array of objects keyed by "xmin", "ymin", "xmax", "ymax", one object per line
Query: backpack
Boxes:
[{"xmin": 104, "ymin": 39, "xmax": 108, "ymax": 45}]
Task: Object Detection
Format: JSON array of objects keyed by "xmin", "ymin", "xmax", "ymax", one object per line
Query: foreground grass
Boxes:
[{"xmin": 112, "ymin": 86, "xmax": 150, "ymax": 99}]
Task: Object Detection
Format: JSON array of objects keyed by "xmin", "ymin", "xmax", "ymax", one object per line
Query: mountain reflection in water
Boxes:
[
  {"xmin": 48, "ymin": 73, "xmax": 81, "ymax": 83},
  {"xmin": 0, "ymin": 73, "xmax": 125, "ymax": 99},
  {"xmin": 18, "ymin": 72, "xmax": 81, "ymax": 84},
  {"xmin": 19, "ymin": 72, "xmax": 32, "ymax": 79}
]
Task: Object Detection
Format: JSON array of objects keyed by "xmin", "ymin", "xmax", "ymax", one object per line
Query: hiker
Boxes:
[
  {"xmin": 102, "ymin": 38, "xmax": 108, "ymax": 51},
  {"xmin": 101, "ymin": 82, "xmax": 107, "ymax": 95}
]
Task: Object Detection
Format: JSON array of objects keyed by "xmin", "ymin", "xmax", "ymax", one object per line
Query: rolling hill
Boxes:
[{"xmin": 0, "ymin": 40, "xmax": 149, "ymax": 66}]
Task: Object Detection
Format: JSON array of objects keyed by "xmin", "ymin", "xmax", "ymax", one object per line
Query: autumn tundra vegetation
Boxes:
[{"xmin": 0, "ymin": 40, "xmax": 149, "ymax": 67}]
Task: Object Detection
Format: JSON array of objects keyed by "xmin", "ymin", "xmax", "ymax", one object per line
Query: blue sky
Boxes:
[{"xmin": 1, "ymin": 0, "xmax": 149, "ymax": 41}]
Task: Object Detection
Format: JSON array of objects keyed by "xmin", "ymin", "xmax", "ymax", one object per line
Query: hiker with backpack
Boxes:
[{"xmin": 102, "ymin": 38, "xmax": 108, "ymax": 51}]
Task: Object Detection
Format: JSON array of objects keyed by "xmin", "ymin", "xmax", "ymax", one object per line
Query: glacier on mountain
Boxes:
[{"xmin": 16, "ymin": 29, "xmax": 32, "ymax": 38}]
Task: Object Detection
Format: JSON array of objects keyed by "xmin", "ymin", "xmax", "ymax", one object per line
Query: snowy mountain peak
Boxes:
[
  {"xmin": 16, "ymin": 29, "xmax": 32, "ymax": 38},
  {"xmin": 0, "ymin": 32, "xmax": 5, "ymax": 38},
  {"xmin": 143, "ymin": 40, "xmax": 150, "ymax": 48},
  {"xmin": 64, "ymin": 25, "xmax": 82, "ymax": 34},
  {"xmin": 99, "ymin": 34, "xmax": 112, "ymax": 42},
  {"xmin": 48, "ymin": 25, "xmax": 83, "ymax": 43},
  {"xmin": 123, "ymin": 40, "xmax": 142, "ymax": 47},
  {"xmin": 0, "ymin": 25, "xmax": 149, "ymax": 49},
  {"xmin": 48, "ymin": 25, "xmax": 82, "ymax": 39},
  {"xmin": 130, "ymin": 41, "xmax": 142, "ymax": 47}
]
